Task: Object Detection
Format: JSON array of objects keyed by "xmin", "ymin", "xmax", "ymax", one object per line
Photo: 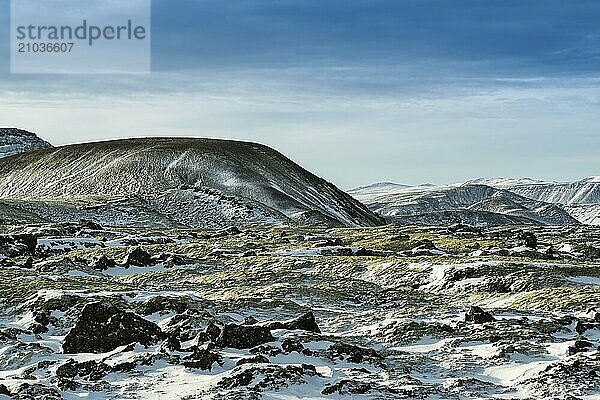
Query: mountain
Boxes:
[
  {"xmin": 349, "ymin": 182, "xmax": 581, "ymax": 226},
  {"xmin": 467, "ymin": 177, "xmax": 600, "ymax": 226},
  {"xmin": 0, "ymin": 137, "xmax": 383, "ymax": 228},
  {"xmin": 0, "ymin": 128, "xmax": 52, "ymax": 158},
  {"xmin": 467, "ymin": 177, "xmax": 600, "ymax": 205}
]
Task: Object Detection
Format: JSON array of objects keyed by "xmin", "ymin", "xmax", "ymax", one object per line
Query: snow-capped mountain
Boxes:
[
  {"xmin": 349, "ymin": 180, "xmax": 589, "ymax": 226},
  {"xmin": 0, "ymin": 128, "xmax": 52, "ymax": 158},
  {"xmin": 0, "ymin": 137, "xmax": 383, "ymax": 228}
]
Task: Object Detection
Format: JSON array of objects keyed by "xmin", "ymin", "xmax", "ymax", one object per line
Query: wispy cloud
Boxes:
[{"xmin": 0, "ymin": 0, "xmax": 599, "ymax": 187}]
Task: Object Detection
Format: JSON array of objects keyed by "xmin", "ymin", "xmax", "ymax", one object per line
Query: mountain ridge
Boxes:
[
  {"xmin": 350, "ymin": 179, "xmax": 596, "ymax": 226},
  {"xmin": 0, "ymin": 128, "xmax": 52, "ymax": 158},
  {"xmin": 0, "ymin": 137, "xmax": 383, "ymax": 228}
]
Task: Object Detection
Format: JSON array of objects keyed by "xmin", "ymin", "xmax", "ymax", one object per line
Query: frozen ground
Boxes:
[{"xmin": 0, "ymin": 222, "xmax": 598, "ymax": 399}]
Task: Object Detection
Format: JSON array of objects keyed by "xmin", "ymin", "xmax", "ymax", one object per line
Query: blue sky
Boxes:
[{"xmin": 0, "ymin": 0, "xmax": 599, "ymax": 188}]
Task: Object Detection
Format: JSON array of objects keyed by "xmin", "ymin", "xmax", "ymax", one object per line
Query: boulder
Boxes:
[
  {"xmin": 0, "ymin": 233, "xmax": 37, "ymax": 257},
  {"xmin": 519, "ymin": 232, "xmax": 538, "ymax": 248},
  {"xmin": 63, "ymin": 302, "xmax": 165, "ymax": 354},
  {"xmin": 215, "ymin": 323, "xmax": 274, "ymax": 349},
  {"xmin": 263, "ymin": 311, "xmax": 321, "ymax": 333},
  {"xmin": 124, "ymin": 247, "xmax": 152, "ymax": 267},
  {"xmin": 182, "ymin": 346, "xmax": 221, "ymax": 370},
  {"xmin": 281, "ymin": 338, "xmax": 307, "ymax": 354},
  {"xmin": 205, "ymin": 322, "xmax": 222, "ymax": 341},
  {"xmin": 567, "ymin": 340, "xmax": 593, "ymax": 356},
  {"xmin": 325, "ymin": 342, "xmax": 382, "ymax": 364},
  {"xmin": 465, "ymin": 306, "xmax": 495, "ymax": 324},
  {"xmin": 89, "ymin": 255, "xmax": 117, "ymax": 271}
]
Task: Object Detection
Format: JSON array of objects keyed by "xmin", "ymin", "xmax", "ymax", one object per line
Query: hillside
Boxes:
[
  {"xmin": 468, "ymin": 177, "xmax": 600, "ymax": 205},
  {"xmin": 0, "ymin": 128, "xmax": 52, "ymax": 158},
  {"xmin": 0, "ymin": 138, "xmax": 383, "ymax": 228},
  {"xmin": 349, "ymin": 183, "xmax": 581, "ymax": 226}
]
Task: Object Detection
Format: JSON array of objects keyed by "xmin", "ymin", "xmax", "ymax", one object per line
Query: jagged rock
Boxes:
[
  {"xmin": 56, "ymin": 359, "xmax": 135, "ymax": 382},
  {"xmin": 0, "ymin": 384, "xmax": 10, "ymax": 396},
  {"xmin": 218, "ymin": 364, "xmax": 316, "ymax": 390},
  {"xmin": 575, "ymin": 318, "xmax": 600, "ymax": 334},
  {"xmin": 244, "ymin": 316, "xmax": 258, "ymax": 325},
  {"xmin": 325, "ymin": 342, "xmax": 382, "ymax": 364},
  {"xmin": 319, "ymin": 247, "xmax": 354, "ymax": 256},
  {"xmin": 354, "ymin": 247, "xmax": 376, "ymax": 256},
  {"xmin": 29, "ymin": 322, "xmax": 48, "ymax": 334},
  {"xmin": 182, "ymin": 346, "xmax": 221, "ymax": 370},
  {"xmin": 124, "ymin": 247, "xmax": 152, "ymax": 267},
  {"xmin": 322, "ymin": 379, "xmax": 376, "ymax": 395},
  {"xmin": 205, "ymin": 322, "xmax": 221, "ymax": 341},
  {"xmin": 63, "ymin": 302, "xmax": 165, "ymax": 353},
  {"xmin": 216, "ymin": 323, "xmax": 274, "ymax": 349},
  {"xmin": 249, "ymin": 344, "xmax": 283, "ymax": 357},
  {"xmin": 33, "ymin": 311, "xmax": 51, "ymax": 326},
  {"xmin": 154, "ymin": 252, "xmax": 189, "ymax": 266},
  {"xmin": 57, "ymin": 360, "xmax": 110, "ymax": 381},
  {"xmin": 568, "ymin": 340, "xmax": 593, "ymax": 356},
  {"xmin": 281, "ymin": 338, "xmax": 308, "ymax": 354},
  {"xmin": 11, "ymin": 383, "xmax": 62, "ymax": 400},
  {"xmin": 89, "ymin": 255, "xmax": 117, "ymax": 271},
  {"xmin": 263, "ymin": 312, "xmax": 321, "ymax": 333},
  {"xmin": 0, "ymin": 233, "xmax": 37, "ymax": 257},
  {"xmin": 519, "ymin": 231, "xmax": 538, "ymax": 248},
  {"xmin": 57, "ymin": 379, "xmax": 80, "ymax": 391},
  {"xmin": 312, "ymin": 238, "xmax": 344, "ymax": 248},
  {"xmin": 465, "ymin": 306, "xmax": 495, "ymax": 324}
]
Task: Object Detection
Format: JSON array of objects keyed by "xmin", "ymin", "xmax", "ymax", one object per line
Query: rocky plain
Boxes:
[{"xmin": 0, "ymin": 221, "xmax": 598, "ymax": 399}]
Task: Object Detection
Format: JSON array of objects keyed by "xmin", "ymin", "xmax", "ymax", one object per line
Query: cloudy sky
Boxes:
[{"xmin": 0, "ymin": 0, "xmax": 599, "ymax": 188}]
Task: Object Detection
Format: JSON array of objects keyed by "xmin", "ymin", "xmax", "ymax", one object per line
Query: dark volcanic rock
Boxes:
[
  {"xmin": 519, "ymin": 231, "xmax": 538, "ymax": 248},
  {"xmin": 11, "ymin": 383, "xmax": 62, "ymax": 400},
  {"xmin": 89, "ymin": 255, "xmax": 117, "ymax": 271},
  {"xmin": 56, "ymin": 359, "xmax": 136, "ymax": 383},
  {"xmin": 325, "ymin": 342, "xmax": 383, "ymax": 364},
  {"xmin": 63, "ymin": 302, "xmax": 165, "ymax": 354},
  {"xmin": 182, "ymin": 346, "xmax": 221, "ymax": 370},
  {"xmin": 465, "ymin": 306, "xmax": 496, "ymax": 324},
  {"xmin": 263, "ymin": 311, "xmax": 321, "ymax": 333},
  {"xmin": 218, "ymin": 364, "xmax": 316, "ymax": 390},
  {"xmin": 567, "ymin": 340, "xmax": 593, "ymax": 356},
  {"xmin": 124, "ymin": 247, "xmax": 153, "ymax": 267},
  {"xmin": 216, "ymin": 323, "xmax": 275, "ymax": 349},
  {"xmin": 205, "ymin": 322, "xmax": 222, "ymax": 341},
  {"xmin": 281, "ymin": 338, "xmax": 307, "ymax": 354},
  {"xmin": 0, "ymin": 233, "xmax": 37, "ymax": 257}
]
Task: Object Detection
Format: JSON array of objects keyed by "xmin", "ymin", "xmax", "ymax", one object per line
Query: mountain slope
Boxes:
[
  {"xmin": 349, "ymin": 183, "xmax": 579, "ymax": 226},
  {"xmin": 0, "ymin": 138, "xmax": 383, "ymax": 228},
  {"xmin": 0, "ymin": 128, "xmax": 52, "ymax": 158},
  {"xmin": 469, "ymin": 177, "xmax": 600, "ymax": 205}
]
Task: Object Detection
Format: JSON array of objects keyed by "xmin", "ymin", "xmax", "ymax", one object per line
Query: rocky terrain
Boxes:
[
  {"xmin": 0, "ymin": 221, "xmax": 598, "ymax": 399},
  {"xmin": 350, "ymin": 180, "xmax": 600, "ymax": 227}
]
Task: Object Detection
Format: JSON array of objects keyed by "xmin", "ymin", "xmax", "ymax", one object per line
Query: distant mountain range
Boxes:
[
  {"xmin": 0, "ymin": 128, "xmax": 597, "ymax": 227},
  {"xmin": 350, "ymin": 178, "xmax": 600, "ymax": 226}
]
